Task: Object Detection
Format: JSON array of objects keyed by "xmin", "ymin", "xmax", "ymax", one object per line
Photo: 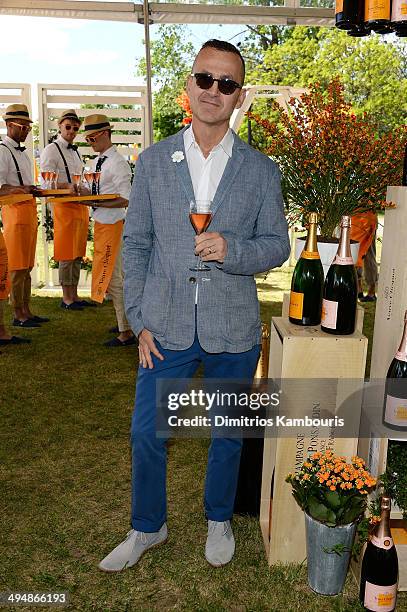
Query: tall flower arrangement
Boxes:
[{"xmin": 249, "ymin": 78, "xmax": 406, "ymax": 238}]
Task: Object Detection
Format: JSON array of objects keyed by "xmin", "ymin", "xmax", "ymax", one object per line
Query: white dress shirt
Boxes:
[
  {"xmin": 183, "ymin": 126, "xmax": 233, "ymax": 202},
  {"xmin": 91, "ymin": 146, "xmax": 132, "ymax": 225},
  {"xmin": 0, "ymin": 136, "xmax": 33, "ymax": 185},
  {"xmin": 184, "ymin": 126, "xmax": 234, "ymax": 302},
  {"xmin": 40, "ymin": 135, "xmax": 83, "ymax": 184}
]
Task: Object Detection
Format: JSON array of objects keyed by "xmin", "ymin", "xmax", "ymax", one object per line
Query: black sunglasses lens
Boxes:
[
  {"xmin": 218, "ymin": 80, "xmax": 238, "ymax": 95},
  {"xmin": 195, "ymin": 74, "xmax": 214, "ymax": 90}
]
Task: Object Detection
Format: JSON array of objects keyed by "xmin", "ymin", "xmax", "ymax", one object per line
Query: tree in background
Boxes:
[
  {"xmin": 137, "ymin": 24, "xmax": 407, "ymax": 142},
  {"xmin": 136, "ymin": 25, "xmax": 195, "ymax": 141},
  {"xmin": 241, "ymin": 27, "xmax": 407, "ymax": 134}
]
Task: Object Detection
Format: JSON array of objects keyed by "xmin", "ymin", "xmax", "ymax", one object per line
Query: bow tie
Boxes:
[
  {"xmin": 14, "ymin": 145, "xmax": 26, "ymax": 152},
  {"xmin": 67, "ymin": 144, "xmax": 78, "ymax": 151}
]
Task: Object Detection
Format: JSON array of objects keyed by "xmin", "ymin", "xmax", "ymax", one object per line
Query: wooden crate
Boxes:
[
  {"xmin": 358, "ymin": 186, "xmax": 407, "ymax": 517},
  {"xmin": 260, "ymin": 316, "xmax": 368, "ymax": 564}
]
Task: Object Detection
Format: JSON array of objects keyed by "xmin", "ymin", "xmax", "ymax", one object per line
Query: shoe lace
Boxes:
[
  {"xmin": 208, "ymin": 521, "xmax": 229, "ymax": 536},
  {"xmin": 125, "ymin": 529, "xmax": 148, "ymax": 545}
]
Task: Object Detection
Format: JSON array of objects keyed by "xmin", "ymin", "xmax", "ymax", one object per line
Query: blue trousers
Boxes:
[{"xmin": 130, "ymin": 335, "xmax": 260, "ymax": 532}]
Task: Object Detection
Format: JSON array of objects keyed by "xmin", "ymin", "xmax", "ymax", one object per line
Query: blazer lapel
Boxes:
[
  {"xmin": 211, "ymin": 135, "xmax": 245, "ymax": 218},
  {"xmin": 170, "ymin": 129, "xmax": 195, "ymax": 206}
]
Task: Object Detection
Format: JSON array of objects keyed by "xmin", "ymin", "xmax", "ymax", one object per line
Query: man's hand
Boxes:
[
  {"xmin": 195, "ymin": 232, "xmax": 228, "ymax": 263},
  {"xmin": 0, "ymin": 184, "xmax": 31, "ymax": 195},
  {"xmin": 138, "ymin": 329, "xmax": 164, "ymax": 369}
]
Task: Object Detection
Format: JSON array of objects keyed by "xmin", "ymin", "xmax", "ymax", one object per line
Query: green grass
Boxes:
[{"xmin": 0, "ymin": 273, "xmax": 405, "ymax": 611}]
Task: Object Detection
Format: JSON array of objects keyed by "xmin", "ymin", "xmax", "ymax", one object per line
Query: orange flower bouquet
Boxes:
[
  {"xmin": 286, "ymin": 450, "xmax": 377, "ymax": 527},
  {"xmin": 249, "ymin": 78, "xmax": 406, "ymax": 238}
]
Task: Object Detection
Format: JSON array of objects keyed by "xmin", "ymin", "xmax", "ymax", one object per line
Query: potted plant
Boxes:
[
  {"xmin": 249, "ymin": 79, "xmax": 406, "ymax": 270},
  {"xmin": 286, "ymin": 449, "xmax": 377, "ymax": 596}
]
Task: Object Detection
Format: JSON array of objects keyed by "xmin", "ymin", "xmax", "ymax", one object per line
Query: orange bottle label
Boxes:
[
  {"xmin": 365, "ymin": 0, "xmax": 391, "ymax": 21},
  {"xmin": 336, "ymin": 0, "xmax": 344, "ymax": 12},
  {"xmin": 301, "ymin": 250, "xmax": 320, "ymax": 260},
  {"xmin": 364, "ymin": 580, "xmax": 397, "ymax": 611},
  {"xmin": 289, "ymin": 291, "xmax": 304, "ymax": 320},
  {"xmin": 392, "ymin": 0, "xmax": 407, "ymax": 18}
]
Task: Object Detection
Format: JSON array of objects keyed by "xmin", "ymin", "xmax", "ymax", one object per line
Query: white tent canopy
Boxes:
[
  {"xmin": 0, "ymin": 0, "xmax": 334, "ymax": 26},
  {"xmin": 0, "ymin": 0, "xmax": 335, "ymax": 142}
]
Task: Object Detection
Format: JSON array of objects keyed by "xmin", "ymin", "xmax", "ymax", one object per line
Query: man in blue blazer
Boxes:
[{"xmin": 99, "ymin": 39, "xmax": 290, "ymax": 572}]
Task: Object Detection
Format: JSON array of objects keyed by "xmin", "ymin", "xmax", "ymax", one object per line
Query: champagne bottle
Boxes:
[
  {"xmin": 359, "ymin": 496, "xmax": 398, "ymax": 611},
  {"xmin": 383, "ymin": 310, "xmax": 407, "ymax": 431},
  {"xmin": 391, "ymin": 0, "xmax": 407, "ymax": 36},
  {"xmin": 321, "ymin": 216, "xmax": 358, "ymax": 335},
  {"xmin": 365, "ymin": 0, "xmax": 392, "ymax": 32},
  {"xmin": 289, "ymin": 212, "xmax": 324, "ymax": 326},
  {"xmin": 348, "ymin": 0, "xmax": 372, "ymax": 35},
  {"xmin": 336, "ymin": 0, "xmax": 359, "ymax": 29}
]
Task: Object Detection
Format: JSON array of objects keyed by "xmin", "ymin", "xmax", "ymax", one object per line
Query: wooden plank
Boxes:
[
  {"xmin": 48, "ymin": 108, "xmax": 144, "ymax": 119},
  {"xmin": 48, "ymin": 120, "xmax": 142, "ymax": 130},
  {"xmin": 262, "ymin": 317, "xmax": 367, "ymax": 565},
  {"xmin": 46, "ymin": 95, "xmax": 145, "ymax": 105},
  {"xmin": 39, "ymin": 83, "xmax": 145, "ymax": 93}
]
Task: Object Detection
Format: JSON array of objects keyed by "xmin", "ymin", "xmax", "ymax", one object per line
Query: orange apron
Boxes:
[
  {"xmin": 0, "ymin": 230, "xmax": 10, "ymax": 300},
  {"xmin": 350, "ymin": 212, "xmax": 377, "ymax": 268},
  {"xmin": 52, "ymin": 201, "xmax": 89, "ymax": 261},
  {"xmin": 91, "ymin": 220, "xmax": 123, "ymax": 303},
  {"xmin": 2, "ymin": 197, "xmax": 37, "ymax": 271}
]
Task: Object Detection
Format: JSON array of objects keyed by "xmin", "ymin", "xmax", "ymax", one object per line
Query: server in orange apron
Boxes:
[
  {"xmin": 40, "ymin": 109, "xmax": 91, "ymax": 310},
  {"xmin": 0, "ymin": 104, "xmax": 49, "ymax": 328},
  {"xmin": 350, "ymin": 211, "xmax": 378, "ymax": 301},
  {"xmin": 83, "ymin": 114, "xmax": 134, "ymax": 346}
]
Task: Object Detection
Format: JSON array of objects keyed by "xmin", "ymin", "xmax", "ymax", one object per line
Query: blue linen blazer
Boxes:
[{"xmin": 123, "ymin": 127, "xmax": 290, "ymax": 353}]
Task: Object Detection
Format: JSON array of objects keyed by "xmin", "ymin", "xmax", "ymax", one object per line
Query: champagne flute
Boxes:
[
  {"xmin": 49, "ymin": 171, "xmax": 59, "ymax": 190},
  {"xmin": 83, "ymin": 168, "xmax": 94, "ymax": 191},
  {"xmin": 41, "ymin": 170, "xmax": 51, "ymax": 190},
  {"xmin": 72, "ymin": 173, "xmax": 82, "ymax": 196},
  {"xmin": 189, "ymin": 199, "xmax": 212, "ymax": 272}
]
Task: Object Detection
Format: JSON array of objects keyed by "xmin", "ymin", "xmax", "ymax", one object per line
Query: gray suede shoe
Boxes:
[
  {"xmin": 205, "ymin": 520, "xmax": 235, "ymax": 567},
  {"xmin": 98, "ymin": 524, "xmax": 168, "ymax": 572}
]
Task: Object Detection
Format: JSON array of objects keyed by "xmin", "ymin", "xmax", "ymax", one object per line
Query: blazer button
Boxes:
[{"xmin": 188, "ymin": 276, "xmax": 196, "ymax": 283}]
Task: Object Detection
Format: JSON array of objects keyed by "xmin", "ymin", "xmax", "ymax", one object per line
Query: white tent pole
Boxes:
[{"xmin": 143, "ymin": 0, "xmax": 154, "ymax": 146}]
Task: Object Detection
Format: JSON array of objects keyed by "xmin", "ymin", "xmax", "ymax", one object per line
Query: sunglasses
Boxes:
[
  {"xmin": 8, "ymin": 121, "xmax": 32, "ymax": 131},
  {"xmin": 85, "ymin": 130, "xmax": 106, "ymax": 143},
  {"xmin": 191, "ymin": 72, "xmax": 242, "ymax": 95},
  {"xmin": 64, "ymin": 125, "xmax": 80, "ymax": 132}
]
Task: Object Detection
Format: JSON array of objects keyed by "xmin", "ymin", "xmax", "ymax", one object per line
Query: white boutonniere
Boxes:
[{"xmin": 171, "ymin": 150, "xmax": 184, "ymax": 163}]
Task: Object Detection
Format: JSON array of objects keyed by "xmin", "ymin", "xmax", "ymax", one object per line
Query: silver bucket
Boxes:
[{"xmin": 305, "ymin": 512, "xmax": 357, "ymax": 595}]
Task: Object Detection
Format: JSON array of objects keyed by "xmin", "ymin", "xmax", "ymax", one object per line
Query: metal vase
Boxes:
[{"xmin": 305, "ymin": 512, "xmax": 357, "ymax": 596}]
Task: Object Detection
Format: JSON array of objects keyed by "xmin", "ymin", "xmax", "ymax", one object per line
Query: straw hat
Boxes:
[
  {"xmin": 3, "ymin": 103, "xmax": 33, "ymax": 123},
  {"xmin": 58, "ymin": 109, "xmax": 82, "ymax": 125},
  {"xmin": 83, "ymin": 114, "xmax": 112, "ymax": 137}
]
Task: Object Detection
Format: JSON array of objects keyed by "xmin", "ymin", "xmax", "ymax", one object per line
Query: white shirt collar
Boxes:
[
  {"xmin": 56, "ymin": 135, "xmax": 70, "ymax": 148},
  {"xmin": 184, "ymin": 127, "xmax": 234, "ymax": 158},
  {"xmin": 4, "ymin": 136, "xmax": 20, "ymax": 147}
]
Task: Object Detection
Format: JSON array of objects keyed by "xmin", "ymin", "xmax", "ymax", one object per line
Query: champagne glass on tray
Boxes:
[
  {"xmin": 41, "ymin": 170, "xmax": 51, "ymax": 190},
  {"xmin": 189, "ymin": 199, "xmax": 212, "ymax": 272},
  {"xmin": 49, "ymin": 171, "xmax": 59, "ymax": 190},
  {"xmin": 83, "ymin": 168, "xmax": 94, "ymax": 191},
  {"xmin": 72, "ymin": 173, "xmax": 82, "ymax": 196}
]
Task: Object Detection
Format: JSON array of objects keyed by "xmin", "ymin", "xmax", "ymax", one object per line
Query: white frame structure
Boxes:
[{"xmin": 37, "ymin": 82, "xmax": 148, "ymax": 287}]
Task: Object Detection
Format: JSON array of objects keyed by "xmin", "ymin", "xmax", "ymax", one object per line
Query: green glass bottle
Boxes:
[
  {"xmin": 289, "ymin": 212, "xmax": 324, "ymax": 326},
  {"xmin": 321, "ymin": 215, "xmax": 358, "ymax": 335}
]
